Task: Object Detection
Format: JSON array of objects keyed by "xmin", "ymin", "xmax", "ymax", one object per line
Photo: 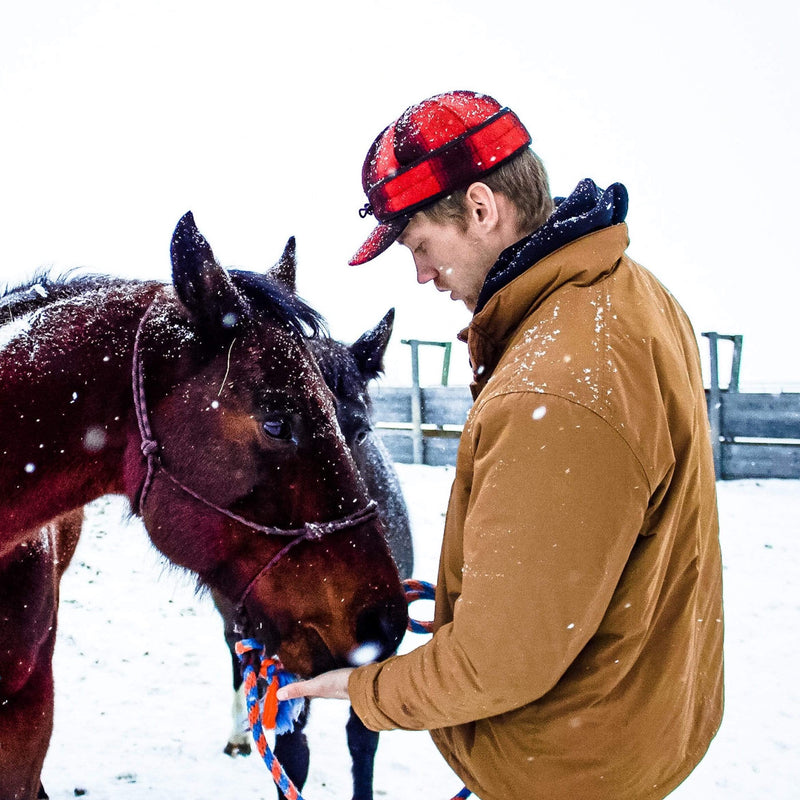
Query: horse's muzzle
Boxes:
[{"xmin": 351, "ymin": 593, "xmax": 408, "ymax": 666}]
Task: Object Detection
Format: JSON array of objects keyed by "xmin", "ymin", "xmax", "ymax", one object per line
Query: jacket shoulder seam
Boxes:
[{"xmin": 471, "ymin": 387, "xmax": 653, "ymax": 494}]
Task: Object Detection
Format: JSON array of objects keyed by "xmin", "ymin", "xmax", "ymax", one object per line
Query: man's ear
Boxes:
[{"xmin": 464, "ymin": 182, "xmax": 499, "ymax": 229}]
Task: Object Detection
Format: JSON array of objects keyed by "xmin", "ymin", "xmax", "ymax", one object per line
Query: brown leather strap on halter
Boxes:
[{"xmin": 130, "ymin": 297, "xmax": 379, "ymax": 607}]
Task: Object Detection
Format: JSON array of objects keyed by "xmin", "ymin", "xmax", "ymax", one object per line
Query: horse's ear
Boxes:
[
  {"xmin": 266, "ymin": 237, "xmax": 298, "ymax": 293},
  {"xmin": 350, "ymin": 308, "xmax": 395, "ymax": 379},
  {"xmin": 170, "ymin": 211, "xmax": 249, "ymax": 337}
]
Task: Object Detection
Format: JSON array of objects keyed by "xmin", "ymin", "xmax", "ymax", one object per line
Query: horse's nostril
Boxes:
[
  {"xmin": 353, "ymin": 600, "xmax": 407, "ymax": 664},
  {"xmin": 355, "ymin": 605, "xmax": 385, "ymax": 644}
]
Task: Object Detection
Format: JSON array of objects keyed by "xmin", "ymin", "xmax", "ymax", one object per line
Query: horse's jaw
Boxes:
[{"xmin": 250, "ymin": 590, "xmax": 407, "ymax": 679}]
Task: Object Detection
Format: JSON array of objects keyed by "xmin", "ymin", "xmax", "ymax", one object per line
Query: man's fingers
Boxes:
[
  {"xmin": 277, "ymin": 668, "xmax": 354, "ymax": 701},
  {"xmin": 276, "ymin": 680, "xmax": 310, "ymax": 701}
]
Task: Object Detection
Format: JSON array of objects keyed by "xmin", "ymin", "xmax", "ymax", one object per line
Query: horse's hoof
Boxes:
[{"xmin": 224, "ymin": 741, "xmax": 252, "ymax": 757}]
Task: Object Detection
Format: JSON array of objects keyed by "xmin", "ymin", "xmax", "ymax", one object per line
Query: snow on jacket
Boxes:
[{"xmin": 349, "ymin": 192, "xmax": 724, "ymax": 800}]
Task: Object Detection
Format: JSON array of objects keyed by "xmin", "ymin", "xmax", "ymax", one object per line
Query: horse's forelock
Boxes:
[
  {"xmin": 310, "ymin": 338, "xmax": 369, "ymax": 404},
  {"xmin": 228, "ymin": 270, "xmax": 328, "ymax": 340}
]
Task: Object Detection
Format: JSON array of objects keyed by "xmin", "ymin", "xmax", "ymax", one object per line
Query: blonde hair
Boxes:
[{"xmin": 422, "ymin": 148, "xmax": 554, "ymax": 236}]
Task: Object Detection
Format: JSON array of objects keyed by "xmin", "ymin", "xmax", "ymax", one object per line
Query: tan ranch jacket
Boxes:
[{"xmin": 349, "ymin": 223, "xmax": 724, "ymax": 800}]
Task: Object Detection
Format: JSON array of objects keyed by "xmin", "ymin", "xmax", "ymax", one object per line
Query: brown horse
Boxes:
[{"xmin": 0, "ymin": 213, "xmax": 407, "ymax": 800}]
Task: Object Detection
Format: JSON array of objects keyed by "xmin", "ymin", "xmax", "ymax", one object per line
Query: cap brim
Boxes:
[{"xmin": 349, "ymin": 217, "xmax": 409, "ymax": 266}]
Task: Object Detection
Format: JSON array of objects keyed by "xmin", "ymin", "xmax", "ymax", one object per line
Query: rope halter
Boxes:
[{"xmin": 130, "ymin": 296, "xmax": 379, "ymax": 609}]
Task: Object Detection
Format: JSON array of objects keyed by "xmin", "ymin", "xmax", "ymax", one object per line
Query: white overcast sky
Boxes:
[{"xmin": 2, "ymin": 0, "xmax": 797, "ymax": 388}]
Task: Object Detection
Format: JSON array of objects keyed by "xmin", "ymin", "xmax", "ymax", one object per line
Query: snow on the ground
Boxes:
[{"xmin": 40, "ymin": 468, "xmax": 799, "ymax": 799}]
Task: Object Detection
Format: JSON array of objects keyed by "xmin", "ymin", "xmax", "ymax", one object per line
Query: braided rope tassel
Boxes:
[{"xmin": 235, "ymin": 639, "xmax": 305, "ymax": 800}]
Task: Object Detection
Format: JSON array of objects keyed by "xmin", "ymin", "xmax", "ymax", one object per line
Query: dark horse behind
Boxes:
[
  {"xmin": 214, "ymin": 238, "xmax": 414, "ymax": 800},
  {"xmin": 0, "ymin": 214, "xmax": 407, "ymax": 800}
]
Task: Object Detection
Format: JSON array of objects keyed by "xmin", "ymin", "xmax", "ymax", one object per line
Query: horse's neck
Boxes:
[{"xmin": 0, "ymin": 283, "xmax": 157, "ymax": 541}]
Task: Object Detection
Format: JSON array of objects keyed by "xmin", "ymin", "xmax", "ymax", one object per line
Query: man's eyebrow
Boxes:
[{"xmin": 397, "ymin": 224, "xmax": 419, "ymax": 247}]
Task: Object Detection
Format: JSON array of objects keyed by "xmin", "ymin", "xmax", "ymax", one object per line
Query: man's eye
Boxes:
[{"xmin": 263, "ymin": 418, "xmax": 292, "ymax": 440}]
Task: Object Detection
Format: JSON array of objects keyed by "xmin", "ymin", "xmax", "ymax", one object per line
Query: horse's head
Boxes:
[
  {"xmin": 129, "ymin": 213, "xmax": 407, "ymax": 676},
  {"xmin": 308, "ymin": 312, "xmax": 418, "ymax": 579}
]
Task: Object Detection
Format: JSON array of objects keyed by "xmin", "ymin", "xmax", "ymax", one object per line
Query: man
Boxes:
[{"xmin": 279, "ymin": 90, "xmax": 724, "ymax": 800}]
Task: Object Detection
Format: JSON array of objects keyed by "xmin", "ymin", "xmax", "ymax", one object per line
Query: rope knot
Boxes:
[
  {"xmin": 140, "ymin": 438, "xmax": 159, "ymax": 458},
  {"xmin": 234, "ymin": 638, "xmax": 264, "ymax": 658},
  {"xmin": 303, "ymin": 521, "xmax": 328, "ymax": 540},
  {"xmin": 358, "ymin": 203, "xmax": 374, "ymax": 219}
]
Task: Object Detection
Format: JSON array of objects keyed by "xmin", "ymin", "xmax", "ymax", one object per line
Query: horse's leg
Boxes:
[
  {"xmin": 214, "ymin": 588, "xmax": 311, "ymax": 797},
  {"xmin": 273, "ymin": 700, "xmax": 310, "ymax": 800},
  {"xmin": 212, "ymin": 589, "xmax": 253, "ymax": 757},
  {"xmin": 346, "ymin": 706, "xmax": 380, "ymax": 800},
  {"xmin": 224, "ymin": 651, "xmax": 251, "ymax": 757},
  {"xmin": 0, "ymin": 531, "xmax": 59, "ymax": 800},
  {"xmin": 0, "ymin": 643, "xmax": 56, "ymax": 800},
  {"xmin": 33, "ymin": 509, "xmax": 84, "ymax": 800}
]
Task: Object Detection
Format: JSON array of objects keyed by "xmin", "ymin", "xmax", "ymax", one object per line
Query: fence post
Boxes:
[
  {"xmin": 440, "ymin": 342, "xmax": 452, "ymax": 386},
  {"xmin": 702, "ymin": 332, "xmax": 723, "ymax": 478},
  {"xmin": 401, "ymin": 339, "xmax": 453, "ymax": 465},
  {"xmin": 702, "ymin": 332, "xmax": 744, "ymax": 478},
  {"xmin": 406, "ymin": 340, "xmax": 423, "ymax": 464},
  {"xmin": 729, "ymin": 335, "xmax": 743, "ymax": 393}
]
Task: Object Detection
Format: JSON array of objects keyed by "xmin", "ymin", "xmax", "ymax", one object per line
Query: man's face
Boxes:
[{"xmin": 397, "ymin": 212, "xmax": 497, "ymax": 313}]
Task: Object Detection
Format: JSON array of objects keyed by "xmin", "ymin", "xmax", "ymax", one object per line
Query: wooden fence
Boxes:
[
  {"xmin": 704, "ymin": 332, "xmax": 800, "ymax": 479},
  {"xmin": 372, "ymin": 334, "xmax": 800, "ymax": 479},
  {"xmin": 372, "ymin": 385, "xmax": 472, "ymax": 467}
]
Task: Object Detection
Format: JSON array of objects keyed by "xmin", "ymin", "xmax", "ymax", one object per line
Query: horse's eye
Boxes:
[
  {"xmin": 355, "ymin": 428, "xmax": 369, "ymax": 445},
  {"xmin": 263, "ymin": 417, "xmax": 292, "ymax": 440}
]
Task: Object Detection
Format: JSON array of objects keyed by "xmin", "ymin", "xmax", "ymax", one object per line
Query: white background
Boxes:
[{"xmin": 2, "ymin": 0, "xmax": 798, "ymax": 388}]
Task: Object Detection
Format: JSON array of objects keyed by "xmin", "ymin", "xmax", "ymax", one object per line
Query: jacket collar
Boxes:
[
  {"xmin": 475, "ymin": 179, "xmax": 629, "ymax": 314},
  {"xmin": 462, "ymin": 222, "xmax": 631, "ymax": 396}
]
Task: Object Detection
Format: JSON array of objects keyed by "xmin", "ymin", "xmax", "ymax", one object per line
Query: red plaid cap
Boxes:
[{"xmin": 349, "ymin": 90, "xmax": 532, "ymax": 266}]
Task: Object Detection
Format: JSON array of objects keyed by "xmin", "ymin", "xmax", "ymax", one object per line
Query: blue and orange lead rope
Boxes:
[
  {"xmin": 236, "ymin": 578, "xmax": 471, "ymax": 800},
  {"xmin": 401, "ymin": 578, "xmax": 436, "ymax": 633},
  {"xmin": 234, "ymin": 639, "xmax": 305, "ymax": 800}
]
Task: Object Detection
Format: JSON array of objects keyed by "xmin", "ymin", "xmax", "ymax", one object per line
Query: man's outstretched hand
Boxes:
[{"xmin": 277, "ymin": 668, "xmax": 354, "ymax": 701}]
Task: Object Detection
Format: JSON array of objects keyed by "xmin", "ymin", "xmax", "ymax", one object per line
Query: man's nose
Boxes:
[{"xmin": 415, "ymin": 260, "xmax": 438, "ymax": 284}]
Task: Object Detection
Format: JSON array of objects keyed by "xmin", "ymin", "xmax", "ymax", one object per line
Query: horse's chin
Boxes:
[
  {"xmin": 242, "ymin": 614, "xmax": 282, "ymax": 660},
  {"xmin": 277, "ymin": 628, "xmax": 342, "ymax": 678},
  {"xmin": 242, "ymin": 612, "xmax": 340, "ymax": 677}
]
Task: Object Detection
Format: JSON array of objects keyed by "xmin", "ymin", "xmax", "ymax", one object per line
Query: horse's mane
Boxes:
[
  {"xmin": 1, "ymin": 270, "xmax": 132, "ymax": 319},
  {"xmin": 2, "ymin": 269, "xmax": 328, "ymax": 342}
]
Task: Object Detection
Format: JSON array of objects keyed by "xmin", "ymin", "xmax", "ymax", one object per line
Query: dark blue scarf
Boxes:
[{"xmin": 475, "ymin": 178, "xmax": 629, "ymax": 314}]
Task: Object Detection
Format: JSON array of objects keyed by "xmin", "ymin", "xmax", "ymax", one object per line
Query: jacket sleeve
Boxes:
[{"xmin": 349, "ymin": 391, "xmax": 651, "ymax": 731}]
